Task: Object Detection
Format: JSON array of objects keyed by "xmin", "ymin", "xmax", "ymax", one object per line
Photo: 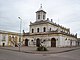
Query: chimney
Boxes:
[
  {"xmin": 51, "ymin": 19, "xmax": 53, "ymax": 22},
  {"xmin": 75, "ymin": 33, "xmax": 77, "ymax": 38},
  {"xmin": 47, "ymin": 18, "xmax": 49, "ymax": 20}
]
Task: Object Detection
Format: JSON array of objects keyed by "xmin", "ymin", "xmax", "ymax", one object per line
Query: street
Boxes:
[{"xmin": 0, "ymin": 49, "xmax": 80, "ymax": 60}]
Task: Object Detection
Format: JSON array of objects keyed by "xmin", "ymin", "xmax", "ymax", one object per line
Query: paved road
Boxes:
[
  {"xmin": 0, "ymin": 49, "xmax": 80, "ymax": 60},
  {"xmin": 1, "ymin": 46, "xmax": 80, "ymax": 54}
]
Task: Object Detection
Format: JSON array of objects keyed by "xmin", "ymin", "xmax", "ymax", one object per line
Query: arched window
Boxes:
[
  {"xmin": 50, "ymin": 28, "xmax": 51, "ymax": 31},
  {"xmin": 43, "ymin": 27, "xmax": 46, "ymax": 32},
  {"xmin": 37, "ymin": 28, "xmax": 39, "ymax": 32},
  {"xmin": 32, "ymin": 29, "xmax": 34, "ymax": 33},
  {"xmin": 38, "ymin": 15, "xmax": 40, "ymax": 19},
  {"xmin": 31, "ymin": 40, "xmax": 33, "ymax": 42}
]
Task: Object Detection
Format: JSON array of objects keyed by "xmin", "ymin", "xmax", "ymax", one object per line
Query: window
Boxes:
[
  {"xmin": 43, "ymin": 27, "xmax": 46, "ymax": 32},
  {"xmin": 9, "ymin": 36, "xmax": 11, "ymax": 41},
  {"xmin": 50, "ymin": 28, "xmax": 51, "ymax": 31},
  {"xmin": 32, "ymin": 29, "xmax": 34, "ymax": 33},
  {"xmin": 38, "ymin": 15, "xmax": 40, "ymax": 19},
  {"xmin": 37, "ymin": 28, "xmax": 39, "ymax": 32},
  {"xmin": 2, "ymin": 35, "xmax": 6, "ymax": 41},
  {"xmin": 31, "ymin": 40, "xmax": 33, "ymax": 42},
  {"xmin": 19, "ymin": 37, "xmax": 21, "ymax": 42},
  {"xmin": 43, "ymin": 15, "xmax": 45, "ymax": 19}
]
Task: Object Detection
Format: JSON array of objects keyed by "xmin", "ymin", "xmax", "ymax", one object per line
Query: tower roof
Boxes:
[{"xmin": 36, "ymin": 4, "xmax": 46, "ymax": 13}]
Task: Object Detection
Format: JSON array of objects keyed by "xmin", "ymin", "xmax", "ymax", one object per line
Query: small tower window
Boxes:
[
  {"xmin": 43, "ymin": 15, "xmax": 45, "ymax": 19},
  {"xmin": 43, "ymin": 27, "xmax": 46, "ymax": 32},
  {"xmin": 32, "ymin": 29, "xmax": 34, "ymax": 33},
  {"xmin": 37, "ymin": 28, "xmax": 39, "ymax": 32},
  {"xmin": 38, "ymin": 15, "xmax": 40, "ymax": 19}
]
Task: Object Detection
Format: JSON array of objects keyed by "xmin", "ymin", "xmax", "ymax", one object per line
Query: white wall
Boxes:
[{"xmin": 0, "ymin": 34, "xmax": 8, "ymax": 46}]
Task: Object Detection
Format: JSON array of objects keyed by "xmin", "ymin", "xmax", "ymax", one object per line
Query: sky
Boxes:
[{"xmin": 0, "ymin": 0, "xmax": 80, "ymax": 37}]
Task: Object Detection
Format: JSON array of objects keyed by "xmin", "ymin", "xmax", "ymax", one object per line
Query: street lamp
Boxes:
[{"xmin": 18, "ymin": 17, "xmax": 22, "ymax": 52}]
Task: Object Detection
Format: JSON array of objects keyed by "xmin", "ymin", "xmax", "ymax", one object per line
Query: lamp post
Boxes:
[{"xmin": 18, "ymin": 17, "xmax": 22, "ymax": 52}]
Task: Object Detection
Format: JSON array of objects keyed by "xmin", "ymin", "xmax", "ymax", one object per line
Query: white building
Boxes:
[
  {"xmin": 23, "ymin": 5, "xmax": 77, "ymax": 47},
  {"xmin": 77, "ymin": 38, "xmax": 80, "ymax": 46}
]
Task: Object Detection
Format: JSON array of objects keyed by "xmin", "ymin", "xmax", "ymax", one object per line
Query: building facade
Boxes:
[
  {"xmin": 0, "ymin": 30, "xmax": 20, "ymax": 47},
  {"xmin": 23, "ymin": 5, "xmax": 77, "ymax": 47},
  {"xmin": 77, "ymin": 38, "xmax": 80, "ymax": 46}
]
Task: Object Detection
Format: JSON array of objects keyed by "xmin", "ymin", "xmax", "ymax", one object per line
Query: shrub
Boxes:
[
  {"xmin": 37, "ymin": 46, "xmax": 47, "ymax": 51},
  {"xmin": 44, "ymin": 47, "xmax": 47, "ymax": 51}
]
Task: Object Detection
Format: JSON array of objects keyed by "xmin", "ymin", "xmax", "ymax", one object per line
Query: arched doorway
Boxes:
[
  {"xmin": 25, "ymin": 39, "xmax": 28, "ymax": 46},
  {"xmin": 2, "ymin": 43, "xmax": 5, "ymax": 47},
  {"xmin": 36, "ymin": 38, "xmax": 40, "ymax": 47},
  {"xmin": 51, "ymin": 38, "xmax": 56, "ymax": 47}
]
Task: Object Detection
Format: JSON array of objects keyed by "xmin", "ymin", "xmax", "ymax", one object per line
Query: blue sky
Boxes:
[{"xmin": 0, "ymin": 0, "xmax": 80, "ymax": 37}]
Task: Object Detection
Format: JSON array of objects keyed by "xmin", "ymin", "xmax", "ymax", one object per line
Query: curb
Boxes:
[{"xmin": 0, "ymin": 47, "xmax": 80, "ymax": 54}]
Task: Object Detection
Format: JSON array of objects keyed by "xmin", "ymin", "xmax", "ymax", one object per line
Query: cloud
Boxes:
[{"xmin": 0, "ymin": 0, "xmax": 80, "ymax": 37}]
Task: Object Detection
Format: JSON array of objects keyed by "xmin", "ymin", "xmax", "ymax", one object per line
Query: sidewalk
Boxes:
[{"xmin": 0, "ymin": 46, "xmax": 80, "ymax": 54}]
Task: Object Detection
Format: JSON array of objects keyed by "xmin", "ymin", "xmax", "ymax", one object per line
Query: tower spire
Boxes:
[{"xmin": 38, "ymin": 4, "xmax": 43, "ymax": 11}]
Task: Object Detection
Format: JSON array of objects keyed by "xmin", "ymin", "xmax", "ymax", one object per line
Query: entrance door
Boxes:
[
  {"xmin": 36, "ymin": 38, "xmax": 40, "ymax": 47},
  {"xmin": 3, "ymin": 43, "xmax": 5, "ymax": 47},
  {"xmin": 25, "ymin": 39, "xmax": 28, "ymax": 46},
  {"xmin": 51, "ymin": 38, "xmax": 56, "ymax": 47}
]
